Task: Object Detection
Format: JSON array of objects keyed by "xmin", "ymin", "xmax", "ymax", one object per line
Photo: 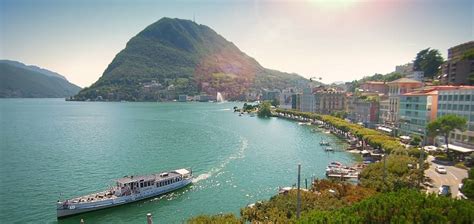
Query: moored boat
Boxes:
[{"xmin": 57, "ymin": 168, "xmax": 193, "ymax": 218}]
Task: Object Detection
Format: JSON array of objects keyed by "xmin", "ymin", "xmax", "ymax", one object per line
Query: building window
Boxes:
[
  {"xmin": 465, "ymin": 105, "xmax": 469, "ymax": 111},
  {"xmin": 460, "ymin": 95, "xmax": 464, "ymax": 101},
  {"xmin": 448, "ymin": 104, "xmax": 452, "ymax": 110},
  {"xmin": 454, "ymin": 95, "xmax": 458, "ymax": 101},
  {"xmin": 448, "ymin": 95, "xmax": 452, "ymax": 101},
  {"xmin": 453, "ymin": 105, "xmax": 457, "ymax": 110}
]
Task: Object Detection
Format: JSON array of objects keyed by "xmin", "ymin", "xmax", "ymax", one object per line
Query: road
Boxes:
[{"xmin": 424, "ymin": 156, "xmax": 468, "ymax": 198}]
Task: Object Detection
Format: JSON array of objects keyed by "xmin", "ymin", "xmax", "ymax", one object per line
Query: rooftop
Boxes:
[
  {"xmin": 388, "ymin": 77, "xmax": 422, "ymax": 84},
  {"xmin": 116, "ymin": 169, "xmax": 189, "ymax": 184},
  {"xmin": 363, "ymin": 81, "xmax": 386, "ymax": 85}
]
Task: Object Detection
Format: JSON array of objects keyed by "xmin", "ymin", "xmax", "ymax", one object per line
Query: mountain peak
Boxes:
[{"xmin": 74, "ymin": 17, "xmax": 307, "ymax": 101}]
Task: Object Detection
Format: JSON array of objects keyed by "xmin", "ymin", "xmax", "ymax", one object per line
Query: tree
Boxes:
[
  {"xmin": 257, "ymin": 101, "xmax": 272, "ymax": 118},
  {"xmin": 427, "ymin": 115, "xmax": 467, "ymax": 156},
  {"xmin": 271, "ymin": 98, "xmax": 280, "ymax": 107},
  {"xmin": 300, "ymin": 190, "xmax": 474, "ymax": 223},
  {"xmin": 413, "ymin": 48, "xmax": 444, "ymax": 78},
  {"xmin": 461, "ymin": 168, "xmax": 474, "ymax": 200}
]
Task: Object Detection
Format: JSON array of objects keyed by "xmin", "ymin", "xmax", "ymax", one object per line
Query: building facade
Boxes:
[
  {"xmin": 379, "ymin": 98, "xmax": 390, "ymax": 125},
  {"xmin": 441, "ymin": 41, "xmax": 474, "ymax": 85},
  {"xmin": 300, "ymin": 88, "xmax": 315, "ymax": 112},
  {"xmin": 313, "ymin": 89, "xmax": 346, "ymax": 114},
  {"xmin": 348, "ymin": 96, "xmax": 380, "ymax": 128},
  {"xmin": 437, "ymin": 87, "xmax": 474, "ymax": 148},
  {"xmin": 262, "ymin": 89, "xmax": 281, "ymax": 102},
  {"xmin": 395, "ymin": 63, "xmax": 414, "ymax": 76},
  {"xmin": 279, "ymin": 89, "xmax": 297, "ymax": 109},
  {"xmin": 406, "ymin": 71, "xmax": 424, "ymax": 82},
  {"xmin": 359, "ymin": 81, "xmax": 388, "ymax": 94},
  {"xmin": 399, "ymin": 89, "xmax": 439, "ymax": 139},
  {"xmin": 386, "ymin": 78, "xmax": 423, "ymax": 129},
  {"xmin": 292, "ymin": 93, "xmax": 301, "ymax": 110}
]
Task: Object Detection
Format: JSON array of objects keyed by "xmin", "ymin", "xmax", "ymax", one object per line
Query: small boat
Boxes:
[
  {"xmin": 57, "ymin": 168, "xmax": 193, "ymax": 218},
  {"xmin": 325, "ymin": 147, "xmax": 334, "ymax": 152},
  {"xmin": 319, "ymin": 140, "xmax": 330, "ymax": 146}
]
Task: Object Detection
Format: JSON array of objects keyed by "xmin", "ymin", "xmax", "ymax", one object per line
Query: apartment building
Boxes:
[
  {"xmin": 437, "ymin": 86, "xmax": 474, "ymax": 148},
  {"xmin": 441, "ymin": 41, "xmax": 474, "ymax": 85},
  {"xmin": 386, "ymin": 78, "xmax": 423, "ymax": 129}
]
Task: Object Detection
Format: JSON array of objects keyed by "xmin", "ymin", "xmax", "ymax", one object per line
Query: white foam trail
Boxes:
[
  {"xmin": 218, "ymin": 108, "xmax": 231, "ymax": 111},
  {"xmin": 192, "ymin": 137, "xmax": 248, "ymax": 183},
  {"xmin": 192, "ymin": 173, "xmax": 211, "ymax": 183}
]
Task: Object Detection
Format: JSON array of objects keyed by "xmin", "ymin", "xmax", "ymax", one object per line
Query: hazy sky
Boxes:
[{"xmin": 1, "ymin": 0, "xmax": 472, "ymax": 87}]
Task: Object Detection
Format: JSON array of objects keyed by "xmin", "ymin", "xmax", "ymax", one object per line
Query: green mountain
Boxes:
[
  {"xmin": 0, "ymin": 61, "xmax": 81, "ymax": 98},
  {"xmin": 74, "ymin": 18, "xmax": 308, "ymax": 101}
]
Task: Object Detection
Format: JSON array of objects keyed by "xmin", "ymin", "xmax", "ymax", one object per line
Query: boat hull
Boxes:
[{"xmin": 57, "ymin": 178, "xmax": 192, "ymax": 218}]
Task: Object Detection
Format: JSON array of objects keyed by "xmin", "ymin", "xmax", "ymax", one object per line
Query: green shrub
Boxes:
[
  {"xmin": 435, "ymin": 155, "xmax": 449, "ymax": 161},
  {"xmin": 299, "ymin": 190, "xmax": 474, "ymax": 223},
  {"xmin": 187, "ymin": 214, "xmax": 241, "ymax": 224}
]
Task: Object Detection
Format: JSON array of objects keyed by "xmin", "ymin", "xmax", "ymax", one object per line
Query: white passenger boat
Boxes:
[{"xmin": 57, "ymin": 168, "xmax": 193, "ymax": 218}]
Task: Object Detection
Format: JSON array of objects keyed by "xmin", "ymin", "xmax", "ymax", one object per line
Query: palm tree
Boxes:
[{"xmin": 427, "ymin": 114, "xmax": 467, "ymax": 156}]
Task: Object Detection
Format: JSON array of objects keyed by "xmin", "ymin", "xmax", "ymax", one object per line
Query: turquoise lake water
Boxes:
[{"xmin": 0, "ymin": 99, "xmax": 355, "ymax": 223}]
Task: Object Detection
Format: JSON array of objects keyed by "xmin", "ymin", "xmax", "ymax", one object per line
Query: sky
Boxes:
[{"xmin": 1, "ymin": 0, "xmax": 473, "ymax": 87}]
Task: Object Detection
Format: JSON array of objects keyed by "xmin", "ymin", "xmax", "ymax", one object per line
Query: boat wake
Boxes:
[
  {"xmin": 192, "ymin": 173, "xmax": 211, "ymax": 183},
  {"xmin": 192, "ymin": 137, "xmax": 248, "ymax": 184}
]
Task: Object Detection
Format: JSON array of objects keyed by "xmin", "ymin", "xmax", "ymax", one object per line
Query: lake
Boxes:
[{"xmin": 0, "ymin": 99, "xmax": 355, "ymax": 223}]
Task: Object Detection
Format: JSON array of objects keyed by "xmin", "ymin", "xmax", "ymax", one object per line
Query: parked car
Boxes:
[
  {"xmin": 435, "ymin": 165, "xmax": 447, "ymax": 174},
  {"xmin": 438, "ymin": 185, "xmax": 451, "ymax": 197},
  {"xmin": 424, "ymin": 181, "xmax": 434, "ymax": 188}
]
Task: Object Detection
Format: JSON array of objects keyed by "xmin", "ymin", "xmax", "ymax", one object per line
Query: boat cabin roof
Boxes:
[{"xmin": 116, "ymin": 169, "xmax": 190, "ymax": 185}]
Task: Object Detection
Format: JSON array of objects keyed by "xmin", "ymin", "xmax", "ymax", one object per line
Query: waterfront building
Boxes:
[
  {"xmin": 178, "ymin": 95, "xmax": 187, "ymax": 102},
  {"xmin": 313, "ymin": 88, "xmax": 346, "ymax": 114},
  {"xmin": 291, "ymin": 93, "xmax": 301, "ymax": 110},
  {"xmin": 359, "ymin": 81, "xmax": 388, "ymax": 95},
  {"xmin": 197, "ymin": 94, "xmax": 210, "ymax": 102},
  {"xmin": 379, "ymin": 97, "xmax": 390, "ymax": 125},
  {"xmin": 300, "ymin": 88, "xmax": 315, "ymax": 112},
  {"xmin": 279, "ymin": 89, "xmax": 296, "ymax": 109},
  {"xmin": 437, "ymin": 86, "xmax": 474, "ymax": 149},
  {"xmin": 386, "ymin": 78, "xmax": 423, "ymax": 132},
  {"xmin": 441, "ymin": 41, "xmax": 474, "ymax": 85},
  {"xmin": 348, "ymin": 96, "xmax": 380, "ymax": 128},
  {"xmin": 399, "ymin": 89, "xmax": 440, "ymax": 140},
  {"xmin": 262, "ymin": 89, "xmax": 281, "ymax": 102}
]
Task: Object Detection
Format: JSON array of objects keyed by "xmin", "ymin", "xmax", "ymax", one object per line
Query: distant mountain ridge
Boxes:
[
  {"xmin": 0, "ymin": 60, "xmax": 81, "ymax": 98},
  {"xmin": 74, "ymin": 17, "xmax": 308, "ymax": 101},
  {"xmin": 0, "ymin": 60, "xmax": 67, "ymax": 80}
]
